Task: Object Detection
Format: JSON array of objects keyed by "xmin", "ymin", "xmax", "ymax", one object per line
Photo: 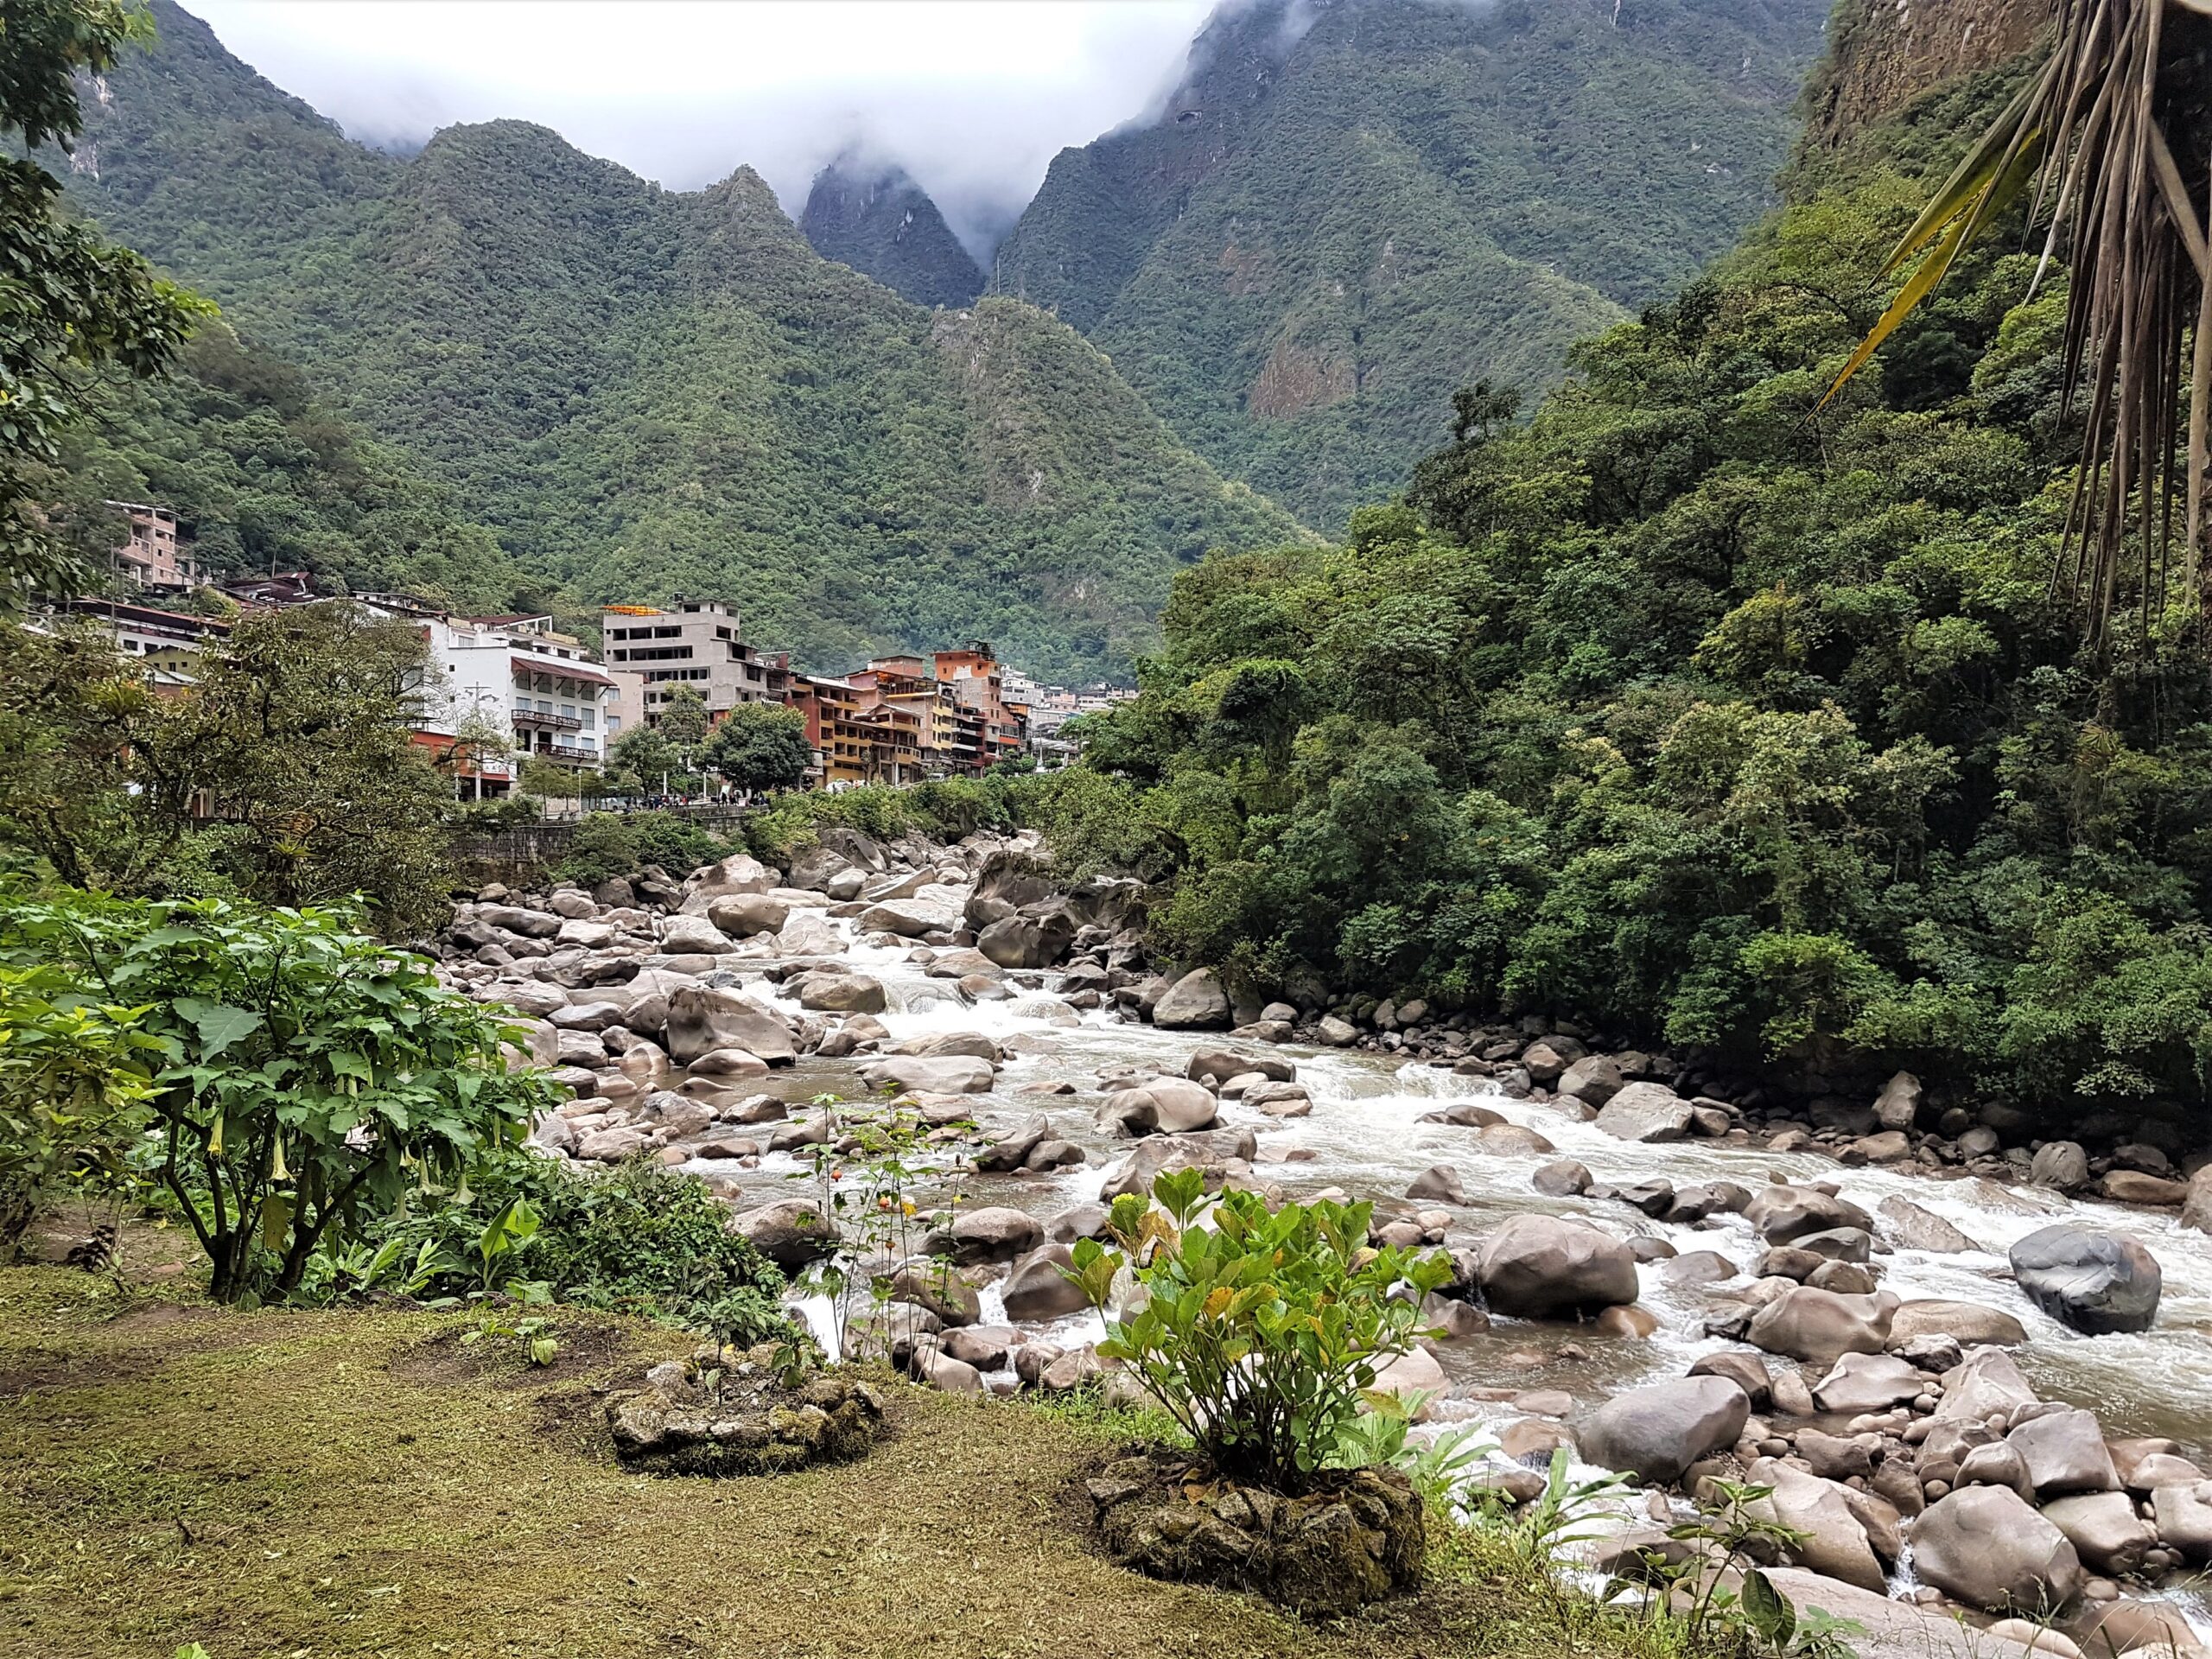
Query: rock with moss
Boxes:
[
  {"xmin": 607, "ymin": 1345, "xmax": 886, "ymax": 1477},
  {"xmin": 1084, "ymin": 1447, "xmax": 1423, "ymax": 1615}
]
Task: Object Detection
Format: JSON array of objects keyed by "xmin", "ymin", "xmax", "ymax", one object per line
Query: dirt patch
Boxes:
[
  {"xmin": 388, "ymin": 1319, "xmax": 632, "ymax": 1390},
  {"xmin": 105, "ymin": 1299, "xmax": 227, "ymax": 1333}
]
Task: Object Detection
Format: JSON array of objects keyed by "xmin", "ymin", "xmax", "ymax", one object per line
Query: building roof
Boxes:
[{"xmin": 511, "ymin": 657, "xmax": 614, "ymax": 688}]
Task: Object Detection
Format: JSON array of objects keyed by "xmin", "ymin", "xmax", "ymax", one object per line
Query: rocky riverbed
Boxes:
[{"xmin": 429, "ymin": 826, "xmax": 2212, "ymax": 1657}]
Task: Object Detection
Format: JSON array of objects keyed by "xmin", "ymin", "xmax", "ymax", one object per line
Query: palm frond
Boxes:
[{"xmin": 1826, "ymin": 0, "xmax": 2212, "ymax": 649}]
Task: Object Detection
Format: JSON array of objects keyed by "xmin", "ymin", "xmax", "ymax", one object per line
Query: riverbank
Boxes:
[{"xmin": 0, "ymin": 1265, "xmax": 1700, "ymax": 1659}]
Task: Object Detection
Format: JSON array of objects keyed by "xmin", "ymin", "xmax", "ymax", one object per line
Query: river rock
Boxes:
[
  {"xmin": 2008, "ymin": 1408, "xmax": 2118, "ymax": 1497},
  {"xmin": 1745, "ymin": 1287, "xmax": 1896, "ymax": 1367},
  {"xmin": 1151, "ymin": 969, "xmax": 1232, "ymax": 1030},
  {"xmin": 1244, "ymin": 1081, "xmax": 1313, "ymax": 1116},
  {"xmin": 1888, "ymin": 1299, "xmax": 2026, "ymax": 1348},
  {"xmin": 689, "ymin": 852, "xmax": 777, "ymax": 899},
  {"xmin": 860, "ymin": 1055, "xmax": 995, "ymax": 1096},
  {"xmin": 1956, "ymin": 1441, "xmax": 2035, "ymax": 1500},
  {"xmin": 1556, "ymin": 1054, "xmax": 1624, "ymax": 1104},
  {"xmin": 1406, "ymin": 1165, "xmax": 1466, "ymax": 1205},
  {"xmin": 1593, "ymin": 1082, "xmax": 1694, "ymax": 1142},
  {"xmin": 705, "ymin": 893, "xmax": 789, "ymax": 937},
  {"xmin": 2150, "ymin": 1483, "xmax": 2212, "ymax": 1562},
  {"xmin": 2183, "ymin": 1166, "xmax": 2212, "ymax": 1234},
  {"xmin": 1877, "ymin": 1196, "xmax": 1980, "ymax": 1254},
  {"xmin": 1316, "ymin": 1014, "xmax": 1359, "ymax": 1046},
  {"xmin": 1812, "ymin": 1351, "xmax": 1924, "ymax": 1414},
  {"xmin": 732, "ymin": 1198, "xmax": 836, "ymax": 1267},
  {"xmin": 1934, "ymin": 1345, "xmax": 2038, "ymax": 1422},
  {"xmin": 2030, "ymin": 1141, "xmax": 2092, "ymax": 1191},
  {"xmin": 1001, "ymin": 1243, "xmax": 1087, "ymax": 1320},
  {"xmin": 795, "ymin": 972, "xmax": 887, "ymax": 1014},
  {"xmin": 1476, "ymin": 1214, "xmax": 1639, "ymax": 1317},
  {"xmin": 2040, "ymin": 1492, "xmax": 2153, "ymax": 1576},
  {"xmin": 1186, "ymin": 1049, "xmax": 1294, "ymax": 1085},
  {"xmin": 1912, "ymin": 1485, "xmax": 2083, "ymax": 1613},
  {"xmin": 1745, "ymin": 1185, "xmax": 1876, "ymax": 1244},
  {"xmin": 1576, "ymin": 1376, "xmax": 1749, "ymax": 1484},
  {"xmin": 2009, "ymin": 1225, "xmax": 2162, "ymax": 1334},
  {"xmin": 1097, "ymin": 1128, "xmax": 1257, "ymax": 1201},
  {"xmin": 1530, "ymin": 1160, "xmax": 1593, "ymax": 1197},
  {"xmin": 976, "ymin": 912, "xmax": 1077, "ymax": 970},
  {"xmin": 659, "ymin": 913, "xmax": 739, "ymax": 956},
  {"xmin": 1873, "ymin": 1070, "xmax": 1923, "ymax": 1130},
  {"xmin": 1687, "ymin": 1351, "xmax": 1770, "ymax": 1406},
  {"xmin": 2100, "ymin": 1170, "xmax": 2190, "ymax": 1205},
  {"xmin": 948, "ymin": 1206, "xmax": 1044, "ymax": 1264},
  {"xmin": 1745, "ymin": 1459, "xmax": 1886, "ymax": 1591},
  {"xmin": 665, "ymin": 986, "xmax": 796, "ymax": 1065},
  {"xmin": 1477, "ymin": 1123, "xmax": 1556, "ymax": 1155},
  {"xmin": 1096, "ymin": 1080, "xmax": 1217, "ymax": 1136}
]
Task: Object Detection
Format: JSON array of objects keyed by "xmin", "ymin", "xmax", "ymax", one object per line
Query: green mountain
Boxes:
[
  {"xmin": 53, "ymin": 3, "xmax": 1301, "ymax": 679},
  {"xmin": 799, "ymin": 160, "xmax": 984, "ymax": 309},
  {"xmin": 991, "ymin": 0, "xmax": 1830, "ymax": 532}
]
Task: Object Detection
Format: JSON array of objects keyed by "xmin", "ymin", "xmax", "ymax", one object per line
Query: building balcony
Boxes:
[{"xmin": 512, "ymin": 709, "xmax": 583, "ymax": 732}]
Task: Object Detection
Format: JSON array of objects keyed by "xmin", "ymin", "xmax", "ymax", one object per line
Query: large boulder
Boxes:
[
  {"xmin": 1097, "ymin": 1128, "xmax": 1257, "ymax": 1201},
  {"xmin": 794, "ymin": 972, "xmax": 888, "ymax": 1014},
  {"xmin": 859, "ymin": 1055, "xmax": 995, "ymax": 1096},
  {"xmin": 731, "ymin": 1198, "xmax": 836, "ymax": 1267},
  {"xmin": 1186, "ymin": 1049, "xmax": 1294, "ymax": 1086},
  {"xmin": 705, "ymin": 892, "xmax": 790, "ymax": 938},
  {"xmin": 664, "ymin": 985, "xmax": 796, "ymax": 1065},
  {"xmin": 1877, "ymin": 1196, "xmax": 1979, "ymax": 1254},
  {"xmin": 659, "ymin": 914, "xmax": 737, "ymax": 956},
  {"xmin": 2039, "ymin": 1491, "xmax": 2153, "ymax": 1576},
  {"xmin": 1744, "ymin": 1459, "xmax": 1887, "ymax": 1592},
  {"xmin": 1888, "ymin": 1299, "xmax": 2026, "ymax": 1348},
  {"xmin": 857, "ymin": 898, "xmax": 960, "ymax": 938},
  {"xmin": 1000, "ymin": 1243, "xmax": 1088, "ymax": 1321},
  {"xmin": 1934, "ymin": 1346, "xmax": 2039, "ymax": 1422},
  {"xmin": 1151, "ymin": 969, "xmax": 1232, "ymax": 1031},
  {"xmin": 1872, "ymin": 1070, "xmax": 1923, "ymax": 1129},
  {"xmin": 1592, "ymin": 1082, "xmax": 1694, "ymax": 1142},
  {"xmin": 2008, "ymin": 1225, "xmax": 2162, "ymax": 1334},
  {"xmin": 2183, "ymin": 1165, "xmax": 2212, "ymax": 1234},
  {"xmin": 976, "ymin": 911, "xmax": 1077, "ymax": 970},
  {"xmin": 2006, "ymin": 1408, "xmax": 2118, "ymax": 1497},
  {"xmin": 948, "ymin": 1206, "xmax": 1043, "ymax": 1264},
  {"xmin": 1096, "ymin": 1080, "xmax": 1217, "ymax": 1136},
  {"xmin": 1745, "ymin": 1287, "xmax": 1896, "ymax": 1367},
  {"xmin": 688, "ymin": 852, "xmax": 778, "ymax": 900},
  {"xmin": 1475, "ymin": 1215, "xmax": 1639, "ymax": 1317},
  {"xmin": 2151, "ymin": 1483, "xmax": 2212, "ymax": 1562},
  {"xmin": 1575, "ymin": 1376, "xmax": 1749, "ymax": 1484},
  {"xmin": 1556, "ymin": 1054, "xmax": 1625, "ymax": 1105},
  {"xmin": 1744, "ymin": 1185, "xmax": 1876, "ymax": 1244},
  {"xmin": 1811, "ymin": 1351, "xmax": 1924, "ymax": 1414},
  {"xmin": 1911, "ymin": 1486, "xmax": 2083, "ymax": 1613}
]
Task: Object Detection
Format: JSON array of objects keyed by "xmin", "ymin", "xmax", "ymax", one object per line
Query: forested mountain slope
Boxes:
[
  {"xmin": 799, "ymin": 161, "xmax": 984, "ymax": 309},
  {"xmin": 991, "ymin": 0, "xmax": 1830, "ymax": 531},
  {"xmin": 54, "ymin": 3, "xmax": 1301, "ymax": 677}
]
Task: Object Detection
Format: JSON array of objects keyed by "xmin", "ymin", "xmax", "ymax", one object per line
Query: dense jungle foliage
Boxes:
[
  {"xmin": 989, "ymin": 0, "xmax": 1828, "ymax": 533},
  {"xmin": 798, "ymin": 161, "xmax": 984, "ymax": 310},
  {"xmin": 51, "ymin": 2, "xmax": 1299, "ymax": 680},
  {"xmin": 1051, "ymin": 65, "xmax": 2212, "ymax": 1111},
  {"xmin": 55, "ymin": 323, "xmax": 550, "ymax": 613}
]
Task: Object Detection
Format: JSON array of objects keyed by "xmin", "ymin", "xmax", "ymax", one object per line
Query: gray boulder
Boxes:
[
  {"xmin": 976, "ymin": 911, "xmax": 1077, "ymax": 969},
  {"xmin": 2006, "ymin": 1408, "xmax": 2118, "ymax": 1496},
  {"xmin": 705, "ymin": 893, "xmax": 789, "ymax": 937},
  {"xmin": 948, "ymin": 1206, "xmax": 1043, "ymax": 1264},
  {"xmin": 1911, "ymin": 1485, "xmax": 2083, "ymax": 1613},
  {"xmin": 1000, "ymin": 1243, "xmax": 1088, "ymax": 1321},
  {"xmin": 857, "ymin": 898, "xmax": 959, "ymax": 938},
  {"xmin": 1096, "ymin": 1079, "xmax": 1217, "ymax": 1136},
  {"xmin": 1556, "ymin": 1054, "xmax": 1624, "ymax": 1105},
  {"xmin": 859, "ymin": 1055, "xmax": 995, "ymax": 1096},
  {"xmin": 1744, "ymin": 1459, "xmax": 1886, "ymax": 1591},
  {"xmin": 1406, "ymin": 1165, "xmax": 1467, "ymax": 1205},
  {"xmin": 1592, "ymin": 1082, "xmax": 1694, "ymax": 1142},
  {"xmin": 1151, "ymin": 969, "xmax": 1232, "ymax": 1031},
  {"xmin": 2009, "ymin": 1225, "xmax": 2162, "ymax": 1333},
  {"xmin": 1745, "ymin": 1287, "xmax": 1896, "ymax": 1367},
  {"xmin": 731, "ymin": 1198, "xmax": 836, "ymax": 1267},
  {"xmin": 795, "ymin": 972, "xmax": 887, "ymax": 1014},
  {"xmin": 1811, "ymin": 1351, "xmax": 1923, "ymax": 1414},
  {"xmin": 1888, "ymin": 1299, "xmax": 2025, "ymax": 1348},
  {"xmin": 658, "ymin": 914, "xmax": 737, "ymax": 956},
  {"xmin": 1097, "ymin": 1128, "xmax": 1257, "ymax": 1201},
  {"xmin": 2039, "ymin": 1491, "xmax": 2152, "ymax": 1576},
  {"xmin": 2029, "ymin": 1141, "xmax": 2091, "ymax": 1191},
  {"xmin": 1872, "ymin": 1070, "xmax": 1923, "ymax": 1129},
  {"xmin": 664, "ymin": 985, "xmax": 795, "ymax": 1065},
  {"xmin": 1476, "ymin": 1214, "xmax": 1638, "ymax": 1317},
  {"xmin": 1575, "ymin": 1376, "xmax": 1749, "ymax": 1484},
  {"xmin": 1744, "ymin": 1185, "xmax": 1876, "ymax": 1244},
  {"xmin": 1876, "ymin": 1196, "xmax": 1979, "ymax": 1253},
  {"xmin": 1934, "ymin": 1345, "xmax": 2039, "ymax": 1422}
]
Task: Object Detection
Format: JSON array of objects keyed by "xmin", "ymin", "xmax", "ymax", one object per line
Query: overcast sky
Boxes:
[{"xmin": 188, "ymin": 1, "xmax": 1219, "ymax": 260}]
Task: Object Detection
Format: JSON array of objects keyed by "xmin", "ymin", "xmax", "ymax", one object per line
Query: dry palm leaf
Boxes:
[{"xmin": 1826, "ymin": 0, "xmax": 2212, "ymax": 646}]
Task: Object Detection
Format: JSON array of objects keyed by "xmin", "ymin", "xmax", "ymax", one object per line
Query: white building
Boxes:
[{"xmin": 421, "ymin": 613, "xmax": 616, "ymax": 773}]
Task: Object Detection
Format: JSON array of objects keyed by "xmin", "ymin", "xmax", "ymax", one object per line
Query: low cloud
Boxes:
[{"xmin": 190, "ymin": 0, "xmax": 1215, "ymax": 264}]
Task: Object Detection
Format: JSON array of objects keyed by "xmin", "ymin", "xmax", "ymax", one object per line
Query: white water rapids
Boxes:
[{"xmin": 663, "ymin": 879, "xmax": 2212, "ymax": 1632}]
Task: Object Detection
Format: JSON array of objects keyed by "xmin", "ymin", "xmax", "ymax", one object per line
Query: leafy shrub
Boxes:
[
  {"xmin": 364, "ymin": 1151, "xmax": 790, "ymax": 1346},
  {"xmin": 1065, "ymin": 1173, "xmax": 1451, "ymax": 1491},
  {"xmin": 553, "ymin": 810, "xmax": 725, "ymax": 886},
  {"xmin": 0, "ymin": 887, "xmax": 553, "ymax": 1301}
]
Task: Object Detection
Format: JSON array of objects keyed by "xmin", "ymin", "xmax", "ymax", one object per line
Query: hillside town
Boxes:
[{"xmin": 61, "ymin": 502, "xmax": 1128, "ymax": 798}]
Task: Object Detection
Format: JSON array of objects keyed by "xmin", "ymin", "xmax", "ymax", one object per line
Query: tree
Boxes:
[
  {"xmin": 1826, "ymin": 0, "xmax": 2211, "ymax": 643},
  {"xmin": 0, "ymin": 602, "xmax": 461, "ymax": 935},
  {"xmin": 0, "ymin": 0, "xmax": 214, "ymax": 607},
  {"xmin": 655, "ymin": 684, "xmax": 709, "ymax": 750},
  {"xmin": 700, "ymin": 699, "xmax": 811, "ymax": 794},
  {"xmin": 1, "ymin": 887, "xmax": 556, "ymax": 1301},
  {"xmin": 516, "ymin": 754, "xmax": 579, "ymax": 807}
]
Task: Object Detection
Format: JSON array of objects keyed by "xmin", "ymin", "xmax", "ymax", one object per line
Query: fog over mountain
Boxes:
[{"xmin": 186, "ymin": 0, "xmax": 1218, "ymax": 262}]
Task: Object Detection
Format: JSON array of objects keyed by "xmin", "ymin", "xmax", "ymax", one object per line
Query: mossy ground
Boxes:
[{"xmin": 0, "ymin": 1262, "xmax": 1704, "ymax": 1659}]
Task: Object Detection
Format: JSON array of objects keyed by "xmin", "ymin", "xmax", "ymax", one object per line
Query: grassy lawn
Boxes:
[{"xmin": 0, "ymin": 1264, "xmax": 1685, "ymax": 1659}]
